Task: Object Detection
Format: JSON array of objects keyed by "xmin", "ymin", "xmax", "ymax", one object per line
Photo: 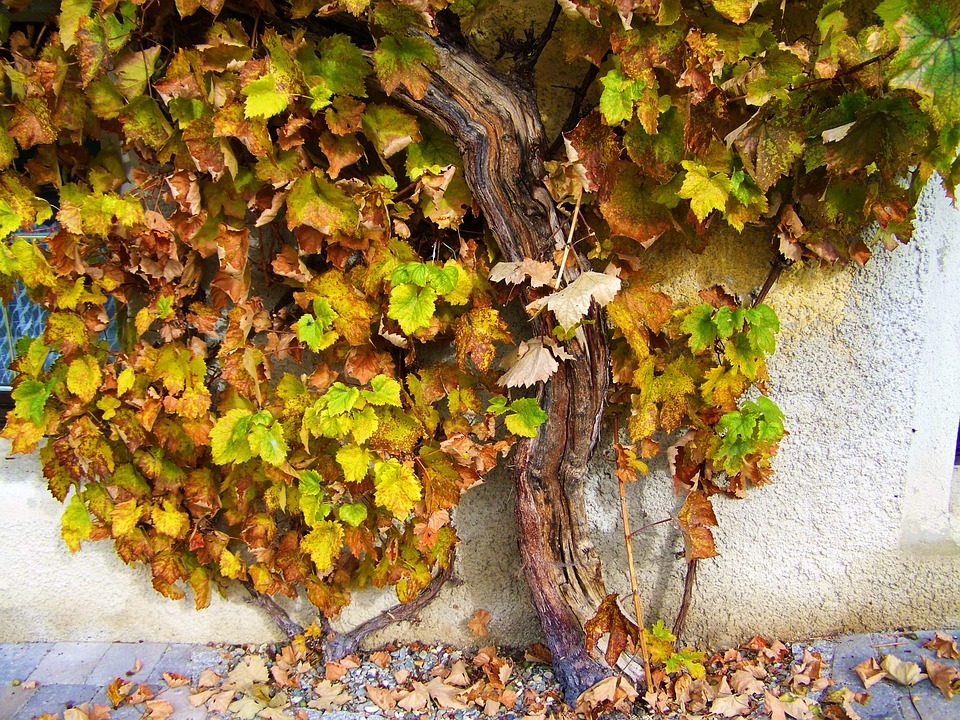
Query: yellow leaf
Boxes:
[
  {"xmin": 302, "ymin": 520, "xmax": 344, "ymax": 572},
  {"xmin": 67, "ymin": 356, "xmax": 102, "ymax": 403}
]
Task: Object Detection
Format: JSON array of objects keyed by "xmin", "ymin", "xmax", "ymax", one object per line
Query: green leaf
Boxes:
[
  {"xmin": 374, "ymin": 35, "xmax": 437, "ymax": 99},
  {"xmin": 362, "ymin": 104, "xmax": 421, "ymax": 158},
  {"xmin": 678, "ymin": 162, "xmax": 730, "ymax": 221},
  {"xmin": 680, "ymin": 304, "xmax": 718, "ymax": 353},
  {"xmin": 599, "ymin": 63, "xmax": 650, "ymax": 125},
  {"xmin": 665, "ymin": 647, "xmax": 707, "ymax": 679},
  {"xmin": 210, "ymin": 409, "xmax": 255, "ymax": 465},
  {"xmin": 883, "ymin": 0, "xmax": 960, "ymax": 129},
  {"xmin": 242, "ymin": 74, "xmax": 289, "ymax": 119},
  {"xmin": 374, "ymin": 458, "xmax": 422, "ymax": 519},
  {"xmin": 61, "ymin": 493, "xmax": 93, "ymax": 553},
  {"xmin": 114, "ymin": 47, "xmax": 161, "ymax": 100},
  {"xmin": 306, "ymin": 34, "xmax": 370, "ymax": 97},
  {"xmin": 505, "ymin": 398, "xmax": 548, "ymax": 438},
  {"xmin": 60, "ymin": 0, "xmax": 93, "ymax": 50},
  {"xmin": 351, "ymin": 405, "xmax": 379, "ymax": 444},
  {"xmin": 295, "ymin": 314, "xmax": 338, "ymax": 352},
  {"xmin": 745, "ymin": 304, "xmax": 780, "ymax": 355},
  {"xmin": 12, "ymin": 379, "xmax": 53, "ymax": 425},
  {"xmin": 389, "ymin": 283, "xmax": 437, "ymax": 334},
  {"xmin": 361, "ymin": 374, "xmax": 403, "ymax": 407},
  {"xmin": 337, "ymin": 503, "xmax": 368, "ymax": 527},
  {"xmin": 487, "ymin": 395, "xmax": 509, "ymax": 416},
  {"xmin": 248, "ymin": 418, "xmax": 289, "ymax": 466},
  {"xmin": 303, "ymin": 520, "xmax": 344, "ymax": 573},
  {"xmin": 324, "ymin": 382, "xmax": 361, "ymax": 415},
  {"xmin": 285, "ymin": 170, "xmax": 359, "ymax": 235},
  {"xmin": 299, "ymin": 469, "xmax": 323, "ymax": 497},
  {"xmin": 336, "ymin": 444, "xmax": 374, "ymax": 483}
]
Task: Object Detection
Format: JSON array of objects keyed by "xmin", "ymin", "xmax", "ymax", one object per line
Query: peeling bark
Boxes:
[{"xmin": 396, "ymin": 33, "xmax": 613, "ymax": 701}]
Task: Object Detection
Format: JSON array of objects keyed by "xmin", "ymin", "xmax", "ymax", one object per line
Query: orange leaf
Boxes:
[
  {"xmin": 923, "ymin": 631, "xmax": 960, "ymax": 659},
  {"xmin": 468, "ymin": 608, "xmax": 491, "ymax": 637},
  {"xmin": 676, "ymin": 490, "xmax": 719, "ymax": 561},
  {"xmin": 853, "ymin": 657, "xmax": 886, "ymax": 689}
]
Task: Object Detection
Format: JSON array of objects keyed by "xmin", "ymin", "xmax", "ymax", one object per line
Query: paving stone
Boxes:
[
  {"xmin": 0, "ymin": 684, "xmax": 36, "ymax": 719},
  {"xmin": 12, "ymin": 683, "xmax": 98, "ymax": 720},
  {"xmin": 0, "ymin": 643, "xmax": 53, "ymax": 685},
  {"xmin": 27, "ymin": 642, "xmax": 112, "ymax": 685},
  {"xmin": 148, "ymin": 643, "xmax": 229, "ymax": 685},
  {"xmin": 86, "ymin": 641, "xmax": 168, "ymax": 686}
]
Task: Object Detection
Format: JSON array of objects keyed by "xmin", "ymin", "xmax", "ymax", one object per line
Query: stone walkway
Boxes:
[{"xmin": 0, "ymin": 630, "xmax": 957, "ymax": 719}]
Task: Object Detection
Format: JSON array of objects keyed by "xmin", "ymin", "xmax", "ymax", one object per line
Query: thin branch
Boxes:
[
  {"xmin": 753, "ymin": 257, "xmax": 786, "ymax": 307},
  {"xmin": 548, "ymin": 61, "xmax": 604, "ymax": 157},
  {"xmin": 512, "ymin": 3, "xmax": 562, "ymax": 79},
  {"xmin": 672, "ymin": 558, "xmax": 698, "ymax": 642},
  {"xmin": 628, "ymin": 517, "xmax": 673, "ymax": 539},
  {"xmin": 241, "ymin": 580, "xmax": 305, "ymax": 641},
  {"xmin": 788, "ymin": 48, "xmax": 896, "ymax": 92},
  {"xmin": 322, "ymin": 546, "xmax": 458, "ymax": 662},
  {"xmin": 613, "ymin": 416, "xmax": 652, "ymax": 691}
]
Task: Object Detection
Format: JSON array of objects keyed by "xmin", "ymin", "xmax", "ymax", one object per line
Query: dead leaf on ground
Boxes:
[
  {"xmin": 446, "ymin": 659, "xmax": 471, "ymax": 686},
  {"xmin": 524, "ymin": 643, "xmax": 552, "ymax": 664},
  {"xmin": 574, "ymin": 675, "xmax": 638, "ymax": 715},
  {"xmin": 397, "ymin": 680, "xmax": 431, "ymax": 711},
  {"xmin": 127, "ymin": 683, "xmax": 155, "ymax": 704},
  {"xmin": 365, "ymin": 683, "xmax": 398, "ymax": 710},
  {"xmin": 162, "ymin": 671, "xmax": 190, "ymax": 687},
  {"xmin": 197, "ymin": 668, "xmax": 222, "ymax": 688},
  {"xmin": 853, "ymin": 656, "xmax": 886, "ymax": 689},
  {"xmin": 923, "ymin": 631, "xmax": 960, "ymax": 659},
  {"xmin": 224, "ymin": 654, "xmax": 270, "ymax": 692},
  {"xmin": 63, "ymin": 708, "xmax": 90, "ymax": 720},
  {"xmin": 924, "ymin": 656, "xmax": 960, "ymax": 699},
  {"xmin": 308, "ymin": 680, "xmax": 351, "ymax": 710},
  {"xmin": 426, "ymin": 676, "xmax": 470, "ymax": 709},
  {"xmin": 761, "ymin": 640, "xmax": 789, "ymax": 662},
  {"xmin": 369, "ymin": 650, "xmax": 391, "ymax": 668},
  {"xmin": 468, "ymin": 608, "xmax": 491, "ymax": 638},
  {"xmin": 823, "ymin": 687, "xmax": 868, "ymax": 720},
  {"xmin": 764, "ymin": 689, "xmax": 787, "ymax": 720},
  {"xmin": 143, "ymin": 698, "xmax": 174, "ymax": 719},
  {"xmin": 129, "ymin": 658, "xmax": 143, "ymax": 675},
  {"xmin": 730, "ymin": 667, "xmax": 766, "ymax": 695},
  {"xmin": 880, "ymin": 654, "xmax": 926, "ymax": 686}
]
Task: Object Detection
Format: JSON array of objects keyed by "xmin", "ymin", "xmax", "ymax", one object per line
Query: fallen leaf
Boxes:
[
  {"xmin": 324, "ymin": 661, "xmax": 348, "ymax": 682},
  {"xmin": 446, "ymin": 659, "xmax": 471, "ymax": 686},
  {"xmin": 468, "ymin": 609, "xmax": 492, "ymax": 638},
  {"xmin": 745, "ymin": 636, "xmax": 770, "ymax": 651},
  {"xmin": 924, "ymin": 656, "xmax": 960, "ymax": 699},
  {"xmin": 880, "ymin": 654, "xmax": 926, "ymax": 686},
  {"xmin": 711, "ymin": 677, "xmax": 751, "ymax": 717},
  {"xmin": 162, "ymin": 671, "xmax": 190, "ymax": 687},
  {"xmin": 393, "ymin": 668, "xmax": 410, "ymax": 684},
  {"xmin": 19, "ymin": 679, "xmax": 38, "ymax": 689},
  {"xmin": 730, "ymin": 668, "xmax": 766, "ymax": 695},
  {"xmin": 308, "ymin": 680, "xmax": 351, "ymax": 710},
  {"xmin": 484, "ymin": 697, "xmax": 501, "ymax": 715},
  {"xmin": 205, "ymin": 689, "xmax": 236, "ymax": 712},
  {"xmin": 370, "ymin": 650, "xmax": 391, "ymax": 668},
  {"xmin": 189, "ymin": 689, "xmax": 216, "ymax": 707},
  {"xmin": 64, "ymin": 708, "xmax": 90, "ymax": 720},
  {"xmin": 197, "ymin": 668, "xmax": 222, "ymax": 688},
  {"xmin": 853, "ymin": 656, "xmax": 886, "ymax": 689},
  {"xmin": 365, "ymin": 683, "xmax": 397, "ymax": 710},
  {"xmin": 823, "ymin": 687, "xmax": 868, "ymax": 720},
  {"xmin": 397, "ymin": 680, "xmax": 430, "ymax": 711},
  {"xmin": 130, "ymin": 658, "xmax": 143, "ymax": 675},
  {"xmin": 473, "ymin": 645, "xmax": 498, "ymax": 667},
  {"xmin": 89, "ymin": 704, "xmax": 112, "ymax": 720},
  {"xmin": 764, "ymin": 689, "xmax": 787, "ymax": 720},
  {"xmin": 224, "ymin": 655, "xmax": 270, "ymax": 692},
  {"xmin": 127, "ymin": 684, "xmax": 155, "ymax": 704},
  {"xmin": 524, "ymin": 643, "xmax": 552, "ymax": 664},
  {"xmin": 574, "ymin": 675, "xmax": 638, "ymax": 714},
  {"xmin": 229, "ymin": 694, "xmax": 266, "ymax": 719},
  {"xmin": 761, "ymin": 640, "xmax": 789, "ymax": 662},
  {"xmin": 923, "ymin": 631, "xmax": 960, "ymax": 659},
  {"xmin": 107, "ymin": 677, "xmax": 127, "ymax": 707},
  {"xmin": 778, "ymin": 692, "xmax": 818, "ymax": 720},
  {"xmin": 426, "ymin": 676, "xmax": 470, "ymax": 709},
  {"xmin": 143, "ymin": 699, "xmax": 174, "ymax": 719}
]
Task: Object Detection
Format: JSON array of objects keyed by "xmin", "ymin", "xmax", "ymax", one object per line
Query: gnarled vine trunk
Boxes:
[{"xmin": 397, "ymin": 34, "xmax": 613, "ymax": 701}]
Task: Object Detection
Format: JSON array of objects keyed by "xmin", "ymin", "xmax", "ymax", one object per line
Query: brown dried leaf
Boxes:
[
  {"xmin": 365, "ymin": 683, "xmax": 398, "ymax": 710},
  {"xmin": 677, "ymin": 490, "xmax": 719, "ymax": 561},
  {"xmin": 730, "ymin": 668, "xmax": 766, "ymax": 696},
  {"xmin": 468, "ymin": 609, "xmax": 492, "ymax": 638},
  {"xmin": 127, "ymin": 684, "xmax": 155, "ymax": 704},
  {"xmin": 398, "ymin": 680, "xmax": 430, "ymax": 711},
  {"xmin": 923, "ymin": 631, "xmax": 960, "ymax": 659},
  {"xmin": 426, "ymin": 676, "xmax": 470, "ymax": 709},
  {"xmin": 162, "ymin": 671, "xmax": 190, "ymax": 687},
  {"xmin": 574, "ymin": 675, "xmax": 638, "ymax": 715},
  {"xmin": 853, "ymin": 657, "xmax": 886, "ymax": 689},
  {"xmin": 584, "ymin": 594, "xmax": 640, "ymax": 668},
  {"xmin": 924, "ymin": 656, "xmax": 960, "ymax": 699},
  {"xmin": 197, "ymin": 668, "xmax": 221, "ymax": 688},
  {"xmin": 308, "ymin": 680, "xmax": 351, "ymax": 710},
  {"xmin": 764, "ymin": 689, "xmax": 787, "ymax": 720},
  {"xmin": 446, "ymin": 659, "xmax": 471, "ymax": 687},
  {"xmin": 143, "ymin": 699, "xmax": 174, "ymax": 719},
  {"xmin": 370, "ymin": 651, "xmax": 391, "ymax": 668},
  {"xmin": 524, "ymin": 643, "xmax": 552, "ymax": 664}
]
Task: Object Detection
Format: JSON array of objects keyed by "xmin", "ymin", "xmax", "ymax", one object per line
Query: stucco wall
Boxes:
[{"xmin": 2, "ymin": 179, "xmax": 959, "ymax": 648}]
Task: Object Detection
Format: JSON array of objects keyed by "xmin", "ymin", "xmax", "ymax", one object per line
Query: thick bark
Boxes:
[{"xmin": 397, "ymin": 34, "xmax": 613, "ymax": 701}]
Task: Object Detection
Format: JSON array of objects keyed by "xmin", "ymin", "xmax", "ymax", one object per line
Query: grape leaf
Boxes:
[
  {"xmin": 710, "ymin": 0, "xmax": 759, "ymax": 24},
  {"xmin": 504, "ymin": 398, "xmax": 548, "ymax": 438},
  {"xmin": 296, "ymin": 314, "xmax": 338, "ymax": 352},
  {"xmin": 882, "ymin": 0, "xmax": 960, "ymax": 129},
  {"xmin": 61, "ymin": 493, "xmax": 93, "ymax": 553},
  {"xmin": 498, "ymin": 338, "xmax": 562, "ymax": 388},
  {"xmin": 362, "ymin": 104, "xmax": 421, "ymax": 158},
  {"xmin": 337, "ymin": 503, "xmax": 368, "ymax": 527},
  {"xmin": 242, "ymin": 74, "xmax": 289, "ymax": 119},
  {"xmin": 248, "ymin": 417, "xmax": 289, "ymax": 466},
  {"xmin": 361, "ymin": 374, "xmax": 403, "ymax": 407},
  {"xmin": 210, "ymin": 409, "xmax": 255, "ymax": 465},
  {"xmin": 302, "ymin": 520, "xmax": 344, "ymax": 572},
  {"xmin": 526, "ymin": 271, "xmax": 621, "ymax": 331},
  {"xmin": 11, "ymin": 378, "xmax": 54, "ymax": 425},
  {"xmin": 152, "ymin": 499, "xmax": 191, "ymax": 539},
  {"xmin": 679, "ymin": 161, "xmax": 730, "ymax": 221},
  {"xmin": 374, "ymin": 35, "xmax": 437, "ymax": 100},
  {"xmin": 455, "ymin": 307, "xmax": 511, "ymax": 373},
  {"xmin": 389, "ymin": 283, "xmax": 437, "ymax": 334},
  {"xmin": 66, "ymin": 356, "xmax": 102, "ymax": 404},
  {"xmin": 337, "ymin": 444, "xmax": 374, "ymax": 483},
  {"xmin": 599, "ymin": 63, "xmax": 651, "ymax": 125},
  {"xmin": 677, "ymin": 490, "xmax": 719, "ymax": 561},
  {"xmin": 374, "ymin": 458, "xmax": 422, "ymax": 518}
]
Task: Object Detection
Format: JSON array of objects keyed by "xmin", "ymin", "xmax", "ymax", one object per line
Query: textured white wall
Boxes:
[{"xmin": 1, "ymin": 179, "xmax": 958, "ymax": 649}]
